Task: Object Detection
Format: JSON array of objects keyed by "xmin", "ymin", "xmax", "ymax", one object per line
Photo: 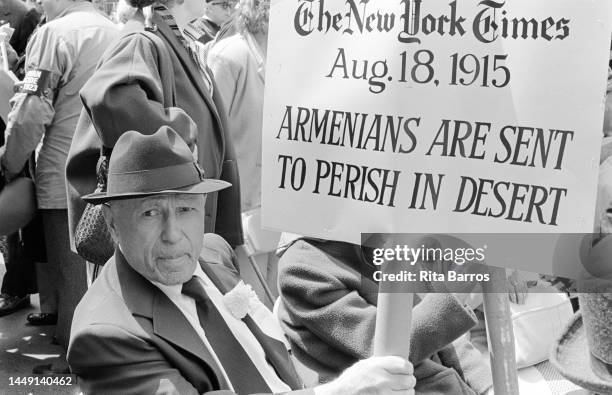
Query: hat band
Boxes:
[{"xmin": 107, "ymin": 162, "xmax": 203, "ymax": 195}]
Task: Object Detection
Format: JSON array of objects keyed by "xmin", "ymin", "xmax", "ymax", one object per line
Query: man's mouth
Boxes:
[{"xmin": 157, "ymin": 254, "xmax": 189, "ymax": 263}]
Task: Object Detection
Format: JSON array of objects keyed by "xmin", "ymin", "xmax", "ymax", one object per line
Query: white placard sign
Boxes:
[{"xmin": 262, "ymin": 0, "xmax": 612, "ymax": 246}]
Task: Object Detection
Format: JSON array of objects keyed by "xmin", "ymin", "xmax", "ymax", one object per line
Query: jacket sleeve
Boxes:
[
  {"xmin": 67, "ymin": 314, "xmax": 314, "ymax": 395},
  {"xmin": 1, "ymin": 25, "xmax": 61, "ymax": 177},
  {"xmin": 68, "ymin": 323, "xmax": 201, "ymax": 395},
  {"xmin": 277, "ymin": 240, "xmax": 478, "ymax": 366},
  {"xmin": 207, "ymin": 47, "xmax": 239, "ymax": 117},
  {"xmin": 78, "ymin": 32, "xmax": 195, "ymax": 149}
]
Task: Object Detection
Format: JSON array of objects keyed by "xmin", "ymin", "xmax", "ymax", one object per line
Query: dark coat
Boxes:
[
  {"xmin": 68, "ymin": 233, "xmax": 311, "ymax": 395},
  {"xmin": 0, "ymin": 0, "xmax": 26, "ymax": 30},
  {"xmin": 278, "ymin": 239, "xmax": 493, "ymax": 395},
  {"xmin": 9, "ymin": 7, "xmax": 41, "ymax": 56},
  {"xmin": 65, "ymin": 12, "xmax": 243, "ymax": 250}
]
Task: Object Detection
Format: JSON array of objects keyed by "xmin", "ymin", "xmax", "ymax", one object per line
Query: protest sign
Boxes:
[
  {"xmin": 262, "ymin": 0, "xmax": 612, "ymax": 277},
  {"xmin": 263, "ymin": 0, "xmax": 612, "ymax": 236}
]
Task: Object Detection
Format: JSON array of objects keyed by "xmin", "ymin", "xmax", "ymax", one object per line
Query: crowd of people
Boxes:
[{"xmin": 0, "ymin": 0, "xmax": 611, "ymax": 393}]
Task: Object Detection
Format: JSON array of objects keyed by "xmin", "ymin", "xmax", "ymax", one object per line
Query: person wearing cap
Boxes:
[{"xmin": 67, "ymin": 125, "xmax": 416, "ymax": 395}]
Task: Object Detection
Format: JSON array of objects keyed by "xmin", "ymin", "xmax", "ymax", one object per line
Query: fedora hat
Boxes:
[
  {"xmin": 82, "ymin": 126, "xmax": 230, "ymax": 204},
  {"xmin": 0, "ymin": 176, "xmax": 36, "ymax": 236}
]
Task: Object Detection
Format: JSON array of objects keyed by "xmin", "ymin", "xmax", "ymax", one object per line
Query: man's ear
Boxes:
[{"xmin": 102, "ymin": 204, "xmax": 120, "ymax": 244}]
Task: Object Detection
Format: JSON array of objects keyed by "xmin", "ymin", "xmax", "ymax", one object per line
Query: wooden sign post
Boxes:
[
  {"xmin": 373, "ymin": 262, "xmax": 414, "ymax": 358},
  {"xmin": 482, "ymin": 267, "xmax": 520, "ymax": 395}
]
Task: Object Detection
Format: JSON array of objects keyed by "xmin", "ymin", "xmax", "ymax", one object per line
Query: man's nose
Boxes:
[{"xmin": 161, "ymin": 213, "xmax": 182, "ymax": 243}]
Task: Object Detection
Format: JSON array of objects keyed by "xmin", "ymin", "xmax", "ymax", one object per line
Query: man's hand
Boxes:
[
  {"xmin": 315, "ymin": 356, "xmax": 416, "ymax": 395},
  {"xmin": 0, "ymin": 146, "xmax": 17, "ymax": 183},
  {"xmin": 506, "ymin": 269, "xmax": 528, "ymax": 305}
]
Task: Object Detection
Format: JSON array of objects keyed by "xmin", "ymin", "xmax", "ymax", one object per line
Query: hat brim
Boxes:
[
  {"xmin": 82, "ymin": 179, "xmax": 231, "ymax": 205},
  {"xmin": 550, "ymin": 313, "xmax": 612, "ymax": 393}
]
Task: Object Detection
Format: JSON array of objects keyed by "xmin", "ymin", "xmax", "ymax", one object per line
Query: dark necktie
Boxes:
[
  {"xmin": 182, "ymin": 276, "xmax": 271, "ymax": 393},
  {"xmin": 240, "ymin": 314, "xmax": 304, "ymax": 390}
]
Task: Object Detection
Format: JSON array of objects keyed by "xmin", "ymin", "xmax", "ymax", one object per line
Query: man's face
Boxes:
[
  {"xmin": 205, "ymin": 0, "xmax": 237, "ymax": 26},
  {"xmin": 104, "ymin": 194, "xmax": 207, "ymax": 286}
]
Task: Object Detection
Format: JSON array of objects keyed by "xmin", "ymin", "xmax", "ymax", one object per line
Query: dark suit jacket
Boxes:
[
  {"xmin": 65, "ymin": 12, "xmax": 243, "ymax": 250},
  {"xmin": 68, "ymin": 233, "xmax": 313, "ymax": 395}
]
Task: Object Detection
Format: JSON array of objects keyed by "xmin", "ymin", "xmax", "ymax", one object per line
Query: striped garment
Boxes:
[{"xmin": 153, "ymin": 5, "xmax": 213, "ymax": 95}]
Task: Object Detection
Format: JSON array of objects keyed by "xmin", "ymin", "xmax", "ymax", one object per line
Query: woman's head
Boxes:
[{"xmin": 236, "ymin": 0, "xmax": 269, "ymax": 35}]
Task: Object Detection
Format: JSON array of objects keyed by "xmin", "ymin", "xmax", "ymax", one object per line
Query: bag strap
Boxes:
[
  {"xmin": 96, "ymin": 146, "xmax": 112, "ymax": 193},
  {"xmin": 138, "ymin": 28, "xmax": 177, "ymax": 108}
]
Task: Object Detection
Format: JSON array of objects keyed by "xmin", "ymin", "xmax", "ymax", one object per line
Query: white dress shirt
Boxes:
[{"xmin": 152, "ymin": 264, "xmax": 291, "ymax": 393}]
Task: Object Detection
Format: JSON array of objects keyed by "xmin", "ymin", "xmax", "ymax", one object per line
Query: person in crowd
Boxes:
[
  {"xmin": 0, "ymin": 0, "xmax": 42, "ymax": 318},
  {"xmin": 0, "ymin": 0, "xmax": 27, "ymax": 34},
  {"xmin": 277, "ymin": 235, "xmax": 494, "ymax": 394},
  {"xmin": 8, "ymin": 0, "xmax": 41, "ymax": 57},
  {"xmin": 0, "ymin": 0, "xmax": 118, "ymax": 349},
  {"xmin": 67, "ymin": 125, "xmax": 416, "ymax": 395},
  {"xmin": 207, "ymin": 0, "xmax": 266, "ymax": 215},
  {"xmin": 550, "ymin": 135, "xmax": 612, "ymax": 393},
  {"xmin": 207, "ymin": 0, "xmax": 275, "ymax": 294},
  {"xmin": 9, "ymin": 2, "xmax": 43, "ymax": 79},
  {"xmin": 65, "ymin": 0, "xmax": 244, "ymax": 273},
  {"xmin": 188, "ymin": 0, "xmax": 236, "ymax": 45},
  {"xmin": 0, "ymin": 185, "xmax": 45, "ymax": 318}
]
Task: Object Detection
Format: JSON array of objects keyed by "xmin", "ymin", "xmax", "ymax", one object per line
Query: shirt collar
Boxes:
[{"xmin": 152, "ymin": 262, "xmax": 209, "ymax": 297}]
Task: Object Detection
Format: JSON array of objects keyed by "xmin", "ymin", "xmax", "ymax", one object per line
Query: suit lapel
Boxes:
[
  {"xmin": 115, "ymin": 251, "xmax": 225, "ymax": 387},
  {"xmin": 200, "ymin": 260, "xmax": 304, "ymax": 390},
  {"xmin": 151, "ymin": 290, "xmax": 219, "ymax": 372}
]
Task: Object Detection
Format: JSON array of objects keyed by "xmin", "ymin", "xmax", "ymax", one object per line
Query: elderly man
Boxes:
[{"xmin": 67, "ymin": 125, "xmax": 416, "ymax": 395}]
